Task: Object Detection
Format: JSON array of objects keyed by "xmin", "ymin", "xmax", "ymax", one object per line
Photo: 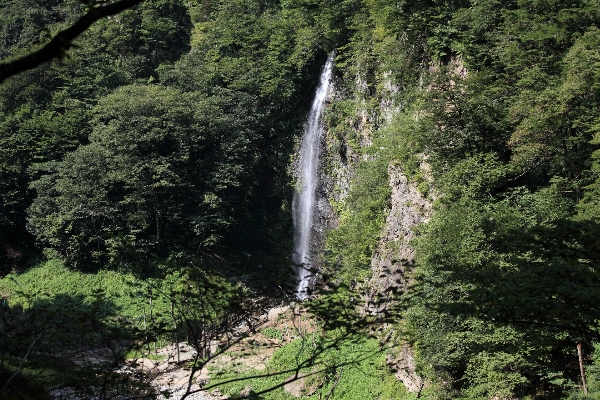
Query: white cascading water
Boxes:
[{"xmin": 292, "ymin": 53, "xmax": 334, "ymax": 300}]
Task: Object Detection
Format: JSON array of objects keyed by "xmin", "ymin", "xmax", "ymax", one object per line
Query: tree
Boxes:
[{"xmin": 0, "ymin": 0, "xmax": 147, "ymax": 84}]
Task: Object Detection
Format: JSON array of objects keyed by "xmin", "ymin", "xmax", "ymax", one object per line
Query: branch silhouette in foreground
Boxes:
[{"xmin": 0, "ymin": 0, "xmax": 145, "ymax": 84}]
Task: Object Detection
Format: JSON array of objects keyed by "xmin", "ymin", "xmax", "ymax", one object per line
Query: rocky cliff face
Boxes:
[
  {"xmin": 365, "ymin": 164, "xmax": 431, "ymax": 314},
  {"xmin": 317, "ymin": 65, "xmax": 431, "ymax": 394},
  {"xmin": 367, "ymin": 163, "xmax": 430, "ymax": 394}
]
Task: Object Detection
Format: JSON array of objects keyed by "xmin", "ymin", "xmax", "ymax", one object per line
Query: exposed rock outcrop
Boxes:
[
  {"xmin": 363, "ymin": 164, "xmax": 431, "ymax": 394},
  {"xmin": 317, "ymin": 62, "xmax": 431, "ymax": 394},
  {"xmin": 365, "ymin": 164, "xmax": 431, "ymax": 314}
]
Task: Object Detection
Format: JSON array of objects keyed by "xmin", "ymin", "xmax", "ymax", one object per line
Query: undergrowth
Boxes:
[
  {"xmin": 0, "ymin": 260, "xmax": 154, "ymax": 321},
  {"xmin": 209, "ymin": 331, "xmax": 414, "ymax": 400}
]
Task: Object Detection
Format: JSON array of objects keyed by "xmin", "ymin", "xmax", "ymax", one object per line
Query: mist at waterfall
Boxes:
[{"xmin": 292, "ymin": 53, "xmax": 334, "ymax": 300}]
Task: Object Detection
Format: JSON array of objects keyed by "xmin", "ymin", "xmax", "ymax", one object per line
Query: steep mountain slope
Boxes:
[{"xmin": 2, "ymin": 0, "xmax": 600, "ymax": 398}]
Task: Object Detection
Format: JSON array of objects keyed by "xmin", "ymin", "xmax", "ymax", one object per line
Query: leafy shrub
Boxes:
[{"xmin": 261, "ymin": 327, "xmax": 283, "ymax": 341}]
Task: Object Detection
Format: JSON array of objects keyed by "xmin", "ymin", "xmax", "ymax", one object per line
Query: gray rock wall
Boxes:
[
  {"xmin": 316, "ymin": 65, "xmax": 431, "ymax": 393},
  {"xmin": 367, "ymin": 164, "xmax": 430, "ymax": 393}
]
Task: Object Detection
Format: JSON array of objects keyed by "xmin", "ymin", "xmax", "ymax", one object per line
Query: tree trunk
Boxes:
[
  {"xmin": 171, "ymin": 299, "xmax": 180, "ymax": 363},
  {"xmin": 578, "ymin": 343, "xmax": 588, "ymax": 394},
  {"xmin": 156, "ymin": 209, "xmax": 161, "ymax": 248}
]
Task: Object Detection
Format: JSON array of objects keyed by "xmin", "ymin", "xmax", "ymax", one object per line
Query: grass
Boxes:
[
  {"xmin": 261, "ymin": 327, "xmax": 284, "ymax": 341},
  {"xmin": 209, "ymin": 331, "xmax": 415, "ymax": 400},
  {"xmin": 0, "ymin": 259, "xmax": 143, "ymax": 317},
  {"xmin": 0, "ymin": 259, "xmax": 231, "ymax": 329}
]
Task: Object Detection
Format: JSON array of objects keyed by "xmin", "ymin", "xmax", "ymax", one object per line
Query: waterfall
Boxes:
[{"xmin": 292, "ymin": 52, "xmax": 334, "ymax": 300}]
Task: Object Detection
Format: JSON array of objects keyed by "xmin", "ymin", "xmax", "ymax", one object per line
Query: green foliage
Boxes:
[
  {"xmin": 4, "ymin": 0, "xmax": 600, "ymax": 397},
  {"xmin": 0, "ymin": 259, "xmax": 248, "ymax": 394},
  {"xmin": 320, "ymin": 2, "xmax": 600, "ymax": 397},
  {"xmin": 24, "ymin": 75, "xmax": 302, "ymax": 268},
  {"xmin": 0, "ymin": 260, "xmax": 144, "ymax": 321},
  {"xmin": 316, "ymin": 2, "xmax": 600, "ymax": 398},
  {"xmin": 0, "ymin": 0, "xmax": 193, "ymax": 272},
  {"xmin": 0, "ymin": 260, "xmax": 138, "ymax": 394},
  {"xmin": 211, "ymin": 332, "xmax": 413, "ymax": 400},
  {"xmin": 324, "ymin": 101, "xmax": 428, "ymax": 283},
  {"xmin": 326, "ymin": 152, "xmax": 390, "ymax": 281},
  {"xmin": 261, "ymin": 327, "xmax": 284, "ymax": 341},
  {"xmin": 406, "ymin": 185, "xmax": 600, "ymax": 398},
  {"xmin": 0, "ymin": 0, "xmax": 348, "ymax": 272}
]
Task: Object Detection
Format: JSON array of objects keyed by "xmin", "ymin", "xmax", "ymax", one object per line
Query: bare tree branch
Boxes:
[
  {"xmin": 0, "ymin": 0, "xmax": 145, "ymax": 84},
  {"xmin": 2, "ymin": 334, "xmax": 42, "ymax": 391}
]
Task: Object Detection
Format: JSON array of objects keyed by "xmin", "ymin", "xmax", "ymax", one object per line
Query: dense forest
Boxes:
[{"xmin": 2, "ymin": 0, "xmax": 600, "ymax": 398}]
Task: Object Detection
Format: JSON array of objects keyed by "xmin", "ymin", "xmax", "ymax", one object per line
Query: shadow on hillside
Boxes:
[{"xmin": 0, "ymin": 292, "xmax": 142, "ymax": 399}]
